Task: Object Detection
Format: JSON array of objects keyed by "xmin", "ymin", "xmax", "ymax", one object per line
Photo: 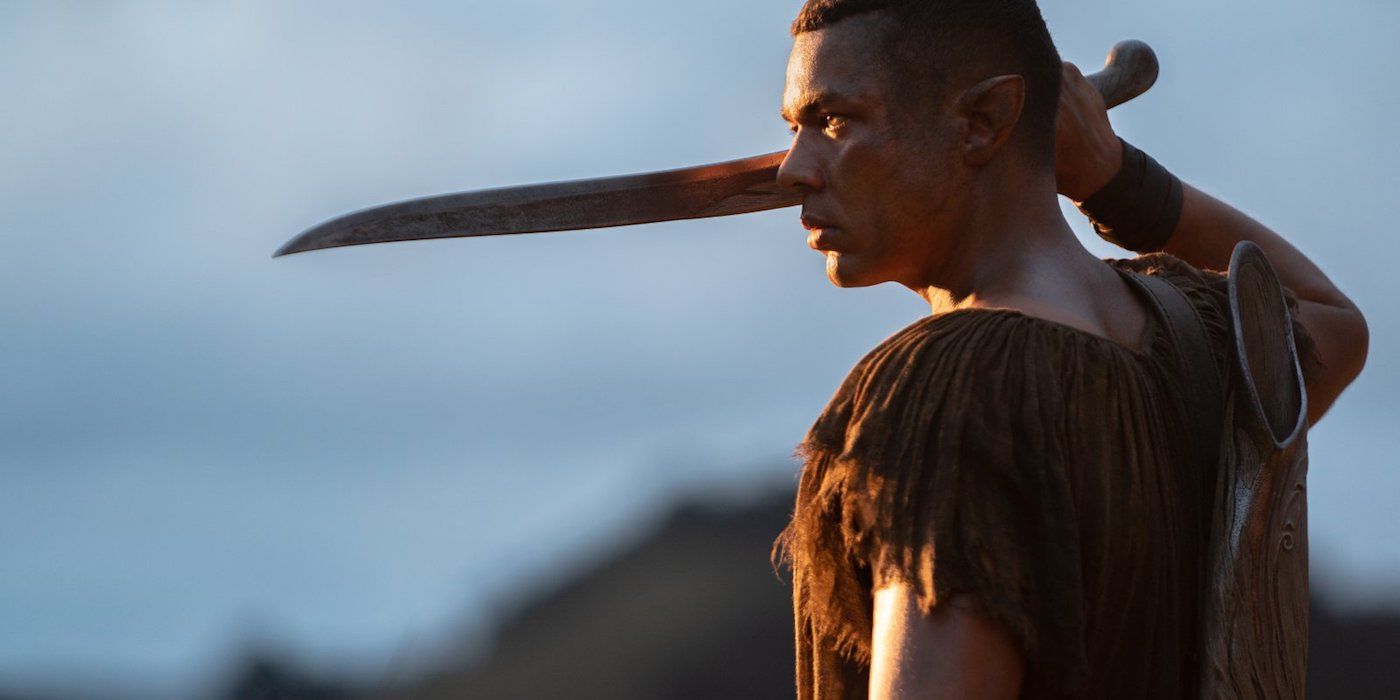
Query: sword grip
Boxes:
[{"xmin": 1087, "ymin": 40, "xmax": 1159, "ymax": 109}]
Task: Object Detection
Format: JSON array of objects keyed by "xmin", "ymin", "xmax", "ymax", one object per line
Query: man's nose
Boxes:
[{"xmin": 776, "ymin": 137, "xmax": 824, "ymax": 193}]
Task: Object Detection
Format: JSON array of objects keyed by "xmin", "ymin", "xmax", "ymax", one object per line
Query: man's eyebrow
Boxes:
[{"xmin": 780, "ymin": 91, "xmax": 851, "ymax": 124}]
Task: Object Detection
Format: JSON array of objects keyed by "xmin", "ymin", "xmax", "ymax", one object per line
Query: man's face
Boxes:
[{"xmin": 779, "ymin": 15, "xmax": 961, "ymax": 289}]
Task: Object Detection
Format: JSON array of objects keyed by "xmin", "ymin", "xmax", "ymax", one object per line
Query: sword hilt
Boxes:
[{"xmin": 1087, "ymin": 40, "xmax": 1159, "ymax": 109}]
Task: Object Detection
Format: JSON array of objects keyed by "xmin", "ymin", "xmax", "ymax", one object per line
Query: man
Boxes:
[{"xmin": 773, "ymin": 0, "xmax": 1369, "ymax": 698}]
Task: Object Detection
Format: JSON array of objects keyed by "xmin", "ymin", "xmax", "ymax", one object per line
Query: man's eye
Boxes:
[{"xmin": 823, "ymin": 114, "xmax": 848, "ymax": 131}]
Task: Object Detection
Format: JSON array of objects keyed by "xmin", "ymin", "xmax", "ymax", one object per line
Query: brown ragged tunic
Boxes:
[{"xmin": 776, "ymin": 255, "xmax": 1312, "ymax": 698}]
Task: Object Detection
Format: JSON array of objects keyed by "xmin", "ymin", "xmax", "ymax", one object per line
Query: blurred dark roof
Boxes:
[
  {"xmin": 205, "ymin": 487, "xmax": 1400, "ymax": 699},
  {"xmin": 385, "ymin": 493, "xmax": 796, "ymax": 700}
]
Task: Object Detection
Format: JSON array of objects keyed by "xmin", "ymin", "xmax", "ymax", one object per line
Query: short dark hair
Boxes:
[{"xmin": 793, "ymin": 0, "xmax": 1062, "ymax": 163}]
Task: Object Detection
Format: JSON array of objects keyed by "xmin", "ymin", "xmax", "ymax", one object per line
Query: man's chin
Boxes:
[{"xmin": 824, "ymin": 253, "xmax": 881, "ymax": 288}]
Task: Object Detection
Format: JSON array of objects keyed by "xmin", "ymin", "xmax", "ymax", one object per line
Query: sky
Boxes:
[{"xmin": 2, "ymin": 0, "xmax": 1398, "ymax": 696}]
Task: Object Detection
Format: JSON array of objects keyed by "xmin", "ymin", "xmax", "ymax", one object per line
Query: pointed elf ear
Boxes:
[{"xmin": 954, "ymin": 74, "xmax": 1026, "ymax": 166}]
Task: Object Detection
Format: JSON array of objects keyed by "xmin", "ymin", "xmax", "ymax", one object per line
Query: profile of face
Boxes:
[{"xmin": 779, "ymin": 14, "xmax": 964, "ymax": 289}]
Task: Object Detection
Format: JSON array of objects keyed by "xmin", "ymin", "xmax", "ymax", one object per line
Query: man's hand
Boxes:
[
  {"xmin": 1054, "ymin": 57, "xmax": 1369, "ymax": 423},
  {"xmin": 1054, "ymin": 62, "xmax": 1123, "ymax": 202}
]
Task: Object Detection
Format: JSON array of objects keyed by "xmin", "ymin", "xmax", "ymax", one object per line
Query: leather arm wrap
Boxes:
[{"xmin": 1076, "ymin": 138, "xmax": 1184, "ymax": 253}]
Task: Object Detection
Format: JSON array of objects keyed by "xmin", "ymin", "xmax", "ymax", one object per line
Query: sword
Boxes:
[{"xmin": 275, "ymin": 40, "xmax": 1158, "ymax": 257}]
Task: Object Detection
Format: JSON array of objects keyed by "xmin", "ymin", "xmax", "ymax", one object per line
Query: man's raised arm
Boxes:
[{"xmin": 1055, "ymin": 63, "xmax": 1369, "ymax": 424}]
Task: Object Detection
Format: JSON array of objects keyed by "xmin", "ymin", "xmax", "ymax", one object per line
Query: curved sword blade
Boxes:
[
  {"xmin": 277, "ymin": 40, "xmax": 1158, "ymax": 257},
  {"xmin": 274, "ymin": 151, "xmax": 797, "ymax": 257}
]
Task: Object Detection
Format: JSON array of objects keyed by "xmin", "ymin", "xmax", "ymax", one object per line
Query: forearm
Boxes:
[
  {"xmin": 1162, "ymin": 183, "xmax": 1353, "ymax": 311},
  {"xmin": 1158, "ymin": 183, "xmax": 1368, "ymax": 423},
  {"xmin": 1056, "ymin": 61, "xmax": 1368, "ymax": 423}
]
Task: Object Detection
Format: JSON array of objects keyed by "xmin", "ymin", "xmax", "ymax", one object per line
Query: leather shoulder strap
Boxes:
[{"xmin": 1124, "ymin": 271, "xmax": 1225, "ymax": 473}]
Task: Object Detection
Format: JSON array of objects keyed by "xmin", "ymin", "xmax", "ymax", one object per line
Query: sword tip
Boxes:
[
  {"xmin": 271, "ymin": 240, "xmax": 300, "ymax": 258},
  {"xmin": 273, "ymin": 226, "xmax": 333, "ymax": 258}
]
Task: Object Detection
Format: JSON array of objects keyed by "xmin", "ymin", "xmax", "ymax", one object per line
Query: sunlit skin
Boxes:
[
  {"xmin": 778, "ymin": 13, "xmax": 962, "ymax": 291},
  {"xmin": 778, "ymin": 15, "xmax": 1153, "ymax": 353},
  {"xmin": 778, "ymin": 12, "xmax": 1368, "ymax": 700}
]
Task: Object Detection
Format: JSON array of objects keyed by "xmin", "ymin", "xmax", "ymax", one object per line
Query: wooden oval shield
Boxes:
[{"xmin": 1199, "ymin": 241, "xmax": 1310, "ymax": 698}]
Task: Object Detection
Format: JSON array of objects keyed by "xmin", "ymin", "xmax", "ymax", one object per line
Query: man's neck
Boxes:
[{"xmin": 912, "ymin": 170, "xmax": 1114, "ymax": 320}]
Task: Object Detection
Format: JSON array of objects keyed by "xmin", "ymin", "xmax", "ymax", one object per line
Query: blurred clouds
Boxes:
[{"xmin": 1, "ymin": 0, "xmax": 1396, "ymax": 695}]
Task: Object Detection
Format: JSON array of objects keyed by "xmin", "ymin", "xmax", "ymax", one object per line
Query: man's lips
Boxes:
[
  {"xmin": 807, "ymin": 230, "xmax": 841, "ymax": 253},
  {"xmin": 800, "ymin": 214, "xmax": 834, "ymax": 231},
  {"xmin": 801, "ymin": 215, "xmax": 841, "ymax": 252}
]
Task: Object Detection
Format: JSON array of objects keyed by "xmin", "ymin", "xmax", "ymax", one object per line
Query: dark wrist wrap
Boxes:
[{"xmin": 1076, "ymin": 138, "xmax": 1184, "ymax": 253}]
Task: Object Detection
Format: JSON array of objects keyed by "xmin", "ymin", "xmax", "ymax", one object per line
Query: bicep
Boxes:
[{"xmin": 869, "ymin": 581, "xmax": 1025, "ymax": 699}]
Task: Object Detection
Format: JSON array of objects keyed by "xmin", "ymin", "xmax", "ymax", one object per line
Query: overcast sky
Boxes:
[{"xmin": 2, "ymin": 0, "xmax": 1397, "ymax": 695}]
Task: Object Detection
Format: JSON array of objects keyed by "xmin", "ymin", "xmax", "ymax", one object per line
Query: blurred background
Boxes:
[{"xmin": 2, "ymin": 1, "xmax": 1397, "ymax": 698}]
